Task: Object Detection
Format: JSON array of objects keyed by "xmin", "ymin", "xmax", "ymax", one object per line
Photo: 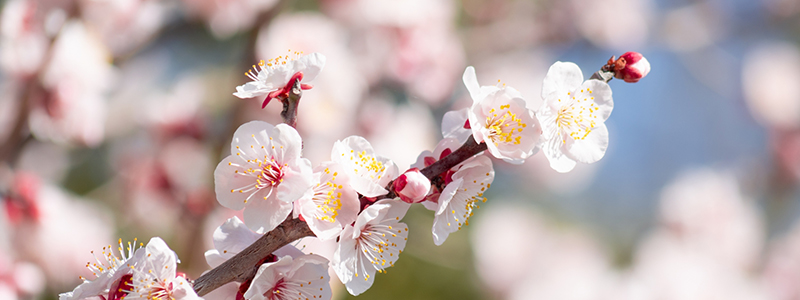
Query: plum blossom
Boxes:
[
  {"xmin": 58, "ymin": 239, "xmax": 144, "ymax": 300},
  {"xmin": 332, "ymin": 199, "xmax": 410, "ymax": 296},
  {"xmin": 214, "ymin": 121, "xmax": 313, "ymax": 234},
  {"xmin": 128, "ymin": 238, "xmax": 200, "ymax": 300},
  {"xmin": 234, "ymin": 51, "xmax": 326, "ymax": 108},
  {"xmin": 296, "ymin": 162, "xmax": 360, "ymax": 240},
  {"xmin": 412, "ymin": 138, "xmax": 463, "ymax": 205},
  {"xmin": 393, "ymin": 168, "xmax": 430, "ymax": 204},
  {"xmin": 243, "ymin": 255, "xmax": 331, "ymax": 300},
  {"xmin": 537, "ymin": 61, "xmax": 613, "ymax": 173},
  {"xmin": 331, "ymin": 136, "xmax": 399, "ymax": 198},
  {"xmin": 429, "ymin": 154, "xmax": 494, "ymax": 246},
  {"xmin": 463, "ymin": 66, "xmax": 542, "ymax": 165},
  {"xmin": 204, "ymin": 217, "xmax": 304, "ymax": 268}
]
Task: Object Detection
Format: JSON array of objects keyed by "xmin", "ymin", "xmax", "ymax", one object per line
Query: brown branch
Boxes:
[
  {"xmin": 193, "ymin": 218, "xmax": 314, "ymax": 296},
  {"xmin": 279, "ymin": 80, "xmax": 302, "ymax": 128}
]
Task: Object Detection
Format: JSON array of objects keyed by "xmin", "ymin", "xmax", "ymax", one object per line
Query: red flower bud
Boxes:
[{"xmin": 614, "ymin": 52, "xmax": 650, "ymax": 83}]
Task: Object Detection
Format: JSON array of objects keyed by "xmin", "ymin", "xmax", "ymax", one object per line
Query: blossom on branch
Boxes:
[
  {"xmin": 214, "ymin": 121, "xmax": 313, "ymax": 234},
  {"xmin": 58, "ymin": 239, "xmax": 144, "ymax": 300},
  {"xmin": 331, "ymin": 136, "xmax": 399, "ymax": 198},
  {"xmin": 204, "ymin": 217, "xmax": 304, "ymax": 268},
  {"xmin": 413, "ymin": 137, "xmax": 463, "ymax": 204},
  {"xmin": 127, "ymin": 238, "xmax": 200, "ymax": 300},
  {"xmin": 233, "ymin": 51, "xmax": 326, "ymax": 108},
  {"xmin": 463, "ymin": 66, "xmax": 542, "ymax": 165},
  {"xmin": 296, "ymin": 162, "xmax": 360, "ymax": 240},
  {"xmin": 394, "ymin": 168, "xmax": 431, "ymax": 204},
  {"xmin": 430, "ymin": 154, "xmax": 494, "ymax": 246},
  {"xmin": 244, "ymin": 255, "xmax": 331, "ymax": 300},
  {"xmin": 332, "ymin": 198, "xmax": 410, "ymax": 296},
  {"xmin": 537, "ymin": 61, "xmax": 613, "ymax": 173}
]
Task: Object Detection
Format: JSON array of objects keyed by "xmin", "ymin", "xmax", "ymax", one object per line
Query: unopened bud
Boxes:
[
  {"xmin": 394, "ymin": 168, "xmax": 431, "ymax": 203},
  {"xmin": 614, "ymin": 52, "xmax": 650, "ymax": 83}
]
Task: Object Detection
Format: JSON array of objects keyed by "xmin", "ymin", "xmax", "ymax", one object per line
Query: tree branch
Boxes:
[
  {"xmin": 280, "ymin": 79, "xmax": 302, "ymax": 128},
  {"xmin": 193, "ymin": 218, "xmax": 314, "ymax": 296}
]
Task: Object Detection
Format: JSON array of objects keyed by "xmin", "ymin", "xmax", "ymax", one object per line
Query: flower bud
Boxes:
[
  {"xmin": 394, "ymin": 168, "xmax": 431, "ymax": 203},
  {"xmin": 614, "ymin": 52, "xmax": 650, "ymax": 83}
]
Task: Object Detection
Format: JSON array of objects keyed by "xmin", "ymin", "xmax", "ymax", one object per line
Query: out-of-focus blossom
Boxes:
[
  {"xmin": 128, "ymin": 237, "xmax": 199, "ymax": 300},
  {"xmin": 662, "ymin": 3, "xmax": 726, "ymax": 52},
  {"xmin": 613, "ymin": 52, "xmax": 651, "ymax": 83},
  {"xmin": 430, "ymin": 154, "xmax": 493, "ymax": 246},
  {"xmin": 463, "ymin": 66, "xmax": 541, "ymax": 165},
  {"xmin": 180, "ymin": 0, "xmax": 278, "ymax": 39},
  {"xmin": 331, "ymin": 136, "xmax": 398, "ymax": 197},
  {"xmin": 79, "ymin": 0, "xmax": 172, "ymax": 56},
  {"xmin": 30, "ymin": 21, "xmax": 114, "ymax": 146},
  {"xmin": 204, "ymin": 216, "xmax": 304, "ymax": 268},
  {"xmin": 332, "ymin": 198, "xmax": 409, "ymax": 296},
  {"xmin": 653, "ymin": 169, "xmax": 764, "ymax": 270},
  {"xmin": 296, "ymin": 162, "xmax": 359, "ymax": 240},
  {"xmin": 323, "ymin": 0, "xmax": 464, "ymax": 105},
  {"xmin": 763, "ymin": 218, "xmax": 800, "ymax": 299},
  {"xmin": 59, "ymin": 238, "xmax": 143, "ymax": 300},
  {"xmin": 6, "ymin": 173, "xmax": 114, "ymax": 289},
  {"xmin": 394, "ymin": 168, "xmax": 430, "ymax": 204},
  {"xmin": 244, "ymin": 255, "xmax": 331, "ymax": 300},
  {"xmin": 0, "ymin": 0, "xmax": 50, "ymax": 76},
  {"xmin": 214, "ymin": 121, "xmax": 313, "ymax": 233},
  {"xmin": 537, "ymin": 61, "xmax": 613, "ymax": 173},
  {"xmin": 742, "ymin": 42, "xmax": 800, "ymax": 129},
  {"xmin": 570, "ymin": 0, "xmax": 653, "ymax": 50},
  {"xmin": 234, "ymin": 52, "xmax": 325, "ymax": 108},
  {"xmin": 362, "ymin": 100, "xmax": 438, "ymax": 171},
  {"xmin": 473, "ymin": 203, "xmax": 612, "ymax": 298}
]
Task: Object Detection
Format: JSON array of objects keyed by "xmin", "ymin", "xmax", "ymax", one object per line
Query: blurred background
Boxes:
[{"xmin": 1, "ymin": 0, "xmax": 799, "ymax": 299}]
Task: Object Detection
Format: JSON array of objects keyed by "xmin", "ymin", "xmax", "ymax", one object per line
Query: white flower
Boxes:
[
  {"xmin": 296, "ymin": 161, "xmax": 360, "ymax": 240},
  {"xmin": 332, "ymin": 198, "xmax": 410, "ymax": 296},
  {"xmin": 214, "ymin": 121, "xmax": 313, "ymax": 234},
  {"xmin": 537, "ymin": 61, "xmax": 613, "ymax": 173},
  {"xmin": 234, "ymin": 51, "xmax": 326, "ymax": 108},
  {"xmin": 463, "ymin": 66, "xmax": 542, "ymax": 165},
  {"xmin": 243, "ymin": 254, "xmax": 331, "ymax": 300},
  {"xmin": 430, "ymin": 154, "xmax": 494, "ymax": 246},
  {"xmin": 59, "ymin": 239, "xmax": 144, "ymax": 300},
  {"xmin": 205, "ymin": 217, "xmax": 305, "ymax": 268},
  {"xmin": 331, "ymin": 136, "xmax": 399, "ymax": 198},
  {"xmin": 128, "ymin": 238, "xmax": 200, "ymax": 300}
]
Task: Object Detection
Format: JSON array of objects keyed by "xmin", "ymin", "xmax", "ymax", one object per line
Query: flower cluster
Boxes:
[{"xmin": 60, "ymin": 50, "xmax": 647, "ymax": 300}]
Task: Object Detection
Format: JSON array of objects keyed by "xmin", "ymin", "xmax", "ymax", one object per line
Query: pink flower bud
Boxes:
[
  {"xmin": 394, "ymin": 168, "xmax": 431, "ymax": 203},
  {"xmin": 614, "ymin": 52, "xmax": 650, "ymax": 83}
]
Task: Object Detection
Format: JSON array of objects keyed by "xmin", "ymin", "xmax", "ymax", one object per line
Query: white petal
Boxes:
[
  {"xmin": 208, "ymin": 217, "xmax": 260, "ymax": 267},
  {"xmin": 243, "ymin": 195, "xmax": 294, "ymax": 234},
  {"xmin": 169, "ymin": 276, "xmax": 201, "ymax": 300},
  {"xmin": 541, "ymin": 134, "xmax": 577, "ymax": 173},
  {"xmin": 580, "ymin": 80, "xmax": 613, "ymax": 121},
  {"xmin": 230, "ymin": 121, "xmax": 274, "ymax": 158},
  {"xmin": 296, "ymin": 53, "xmax": 326, "ymax": 83},
  {"xmin": 564, "ymin": 122, "xmax": 609, "ymax": 164},
  {"xmin": 272, "ymin": 123, "xmax": 303, "ymax": 163},
  {"xmin": 233, "ymin": 81, "xmax": 271, "ymax": 99},
  {"xmin": 441, "ymin": 108, "xmax": 471, "ymax": 143},
  {"xmin": 432, "ymin": 178, "xmax": 462, "ymax": 245},
  {"xmin": 275, "ymin": 158, "xmax": 313, "ymax": 203},
  {"xmin": 332, "ymin": 225, "xmax": 358, "ymax": 283},
  {"xmin": 462, "ymin": 66, "xmax": 481, "ymax": 102},
  {"xmin": 143, "ymin": 237, "xmax": 177, "ymax": 280},
  {"xmin": 541, "ymin": 61, "xmax": 584, "ymax": 101}
]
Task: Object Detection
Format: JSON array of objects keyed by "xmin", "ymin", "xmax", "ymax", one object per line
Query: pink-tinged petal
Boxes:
[
  {"xmin": 541, "ymin": 135, "xmax": 577, "ymax": 173},
  {"xmin": 243, "ymin": 195, "xmax": 293, "ymax": 234},
  {"xmin": 442, "ymin": 108, "xmax": 471, "ymax": 143},
  {"xmin": 432, "ymin": 177, "xmax": 461, "ymax": 245},
  {"xmin": 169, "ymin": 276, "xmax": 201, "ymax": 300},
  {"xmin": 376, "ymin": 198, "xmax": 411, "ymax": 222},
  {"xmin": 462, "ymin": 66, "xmax": 481, "ymax": 102},
  {"xmin": 541, "ymin": 61, "xmax": 584, "ymax": 101},
  {"xmin": 564, "ymin": 123, "xmax": 609, "ymax": 164},
  {"xmin": 578, "ymin": 80, "xmax": 613, "ymax": 121},
  {"xmin": 143, "ymin": 237, "xmax": 178, "ymax": 280},
  {"xmin": 411, "ymin": 150, "xmax": 434, "ymax": 170},
  {"xmin": 295, "ymin": 53, "xmax": 326, "ymax": 83},
  {"xmin": 214, "ymin": 156, "xmax": 263, "ymax": 211},
  {"xmin": 275, "ymin": 158, "xmax": 313, "ymax": 203}
]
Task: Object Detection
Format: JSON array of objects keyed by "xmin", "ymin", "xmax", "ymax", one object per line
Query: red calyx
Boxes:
[{"xmin": 261, "ymin": 72, "xmax": 307, "ymax": 109}]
